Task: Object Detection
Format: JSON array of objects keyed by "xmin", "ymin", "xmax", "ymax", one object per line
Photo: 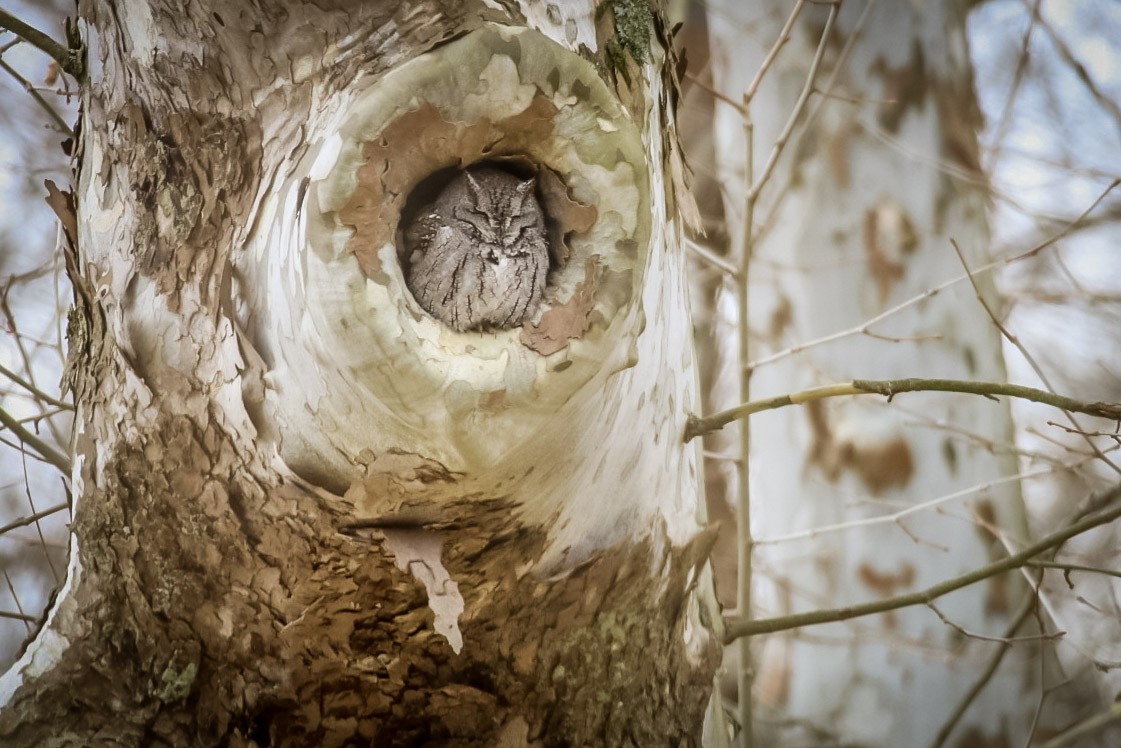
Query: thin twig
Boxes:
[
  {"xmin": 1026, "ymin": 560, "xmax": 1121, "ymax": 582},
  {"xmin": 925, "ymin": 600, "xmax": 1060, "ymax": 645},
  {"xmin": 928, "ymin": 586, "xmax": 1040, "ymax": 748},
  {"xmin": 746, "ymin": 0, "xmax": 878, "ymax": 252},
  {"xmin": 1024, "ymin": 600, "xmax": 1053, "ymax": 748},
  {"xmin": 950, "ymin": 238, "xmax": 1121, "ymax": 478},
  {"xmin": 748, "ymin": 1, "xmax": 839, "ymax": 203},
  {"xmin": 755, "ymin": 464, "xmax": 1058, "ymax": 546},
  {"xmin": 0, "ymin": 361, "xmax": 71, "ymax": 409},
  {"xmin": 742, "ymin": 0, "xmax": 806, "ymax": 105},
  {"xmin": 735, "ymin": 58, "xmax": 758, "ymax": 748},
  {"xmin": 1021, "ymin": 0, "xmax": 1121, "ymax": 140},
  {"xmin": 685, "ymin": 70, "xmax": 745, "ymax": 114},
  {"xmin": 1039, "ymin": 699, "xmax": 1121, "ymax": 748},
  {"xmin": 901, "ymin": 405, "xmax": 1079, "ymax": 470},
  {"xmin": 986, "ymin": 0, "xmax": 1043, "ymax": 167},
  {"xmin": 0, "ymin": 567, "xmax": 30, "ymax": 630},
  {"xmin": 19, "ymin": 450, "xmax": 62, "ymax": 583},
  {"xmin": 0, "ymin": 292, "xmax": 68, "ymax": 451},
  {"xmin": 0, "ymin": 56, "xmax": 73, "ymax": 136},
  {"xmin": 731, "ymin": 10, "xmax": 841, "ymax": 740},
  {"xmin": 685, "ymin": 237, "xmax": 737, "ymax": 276},
  {"xmin": 16, "ymin": 407, "xmax": 72, "ymax": 425},
  {"xmin": 747, "ymin": 180, "xmax": 1119, "ymax": 372},
  {"xmin": 724, "ymin": 482, "xmax": 1121, "ymax": 642},
  {"xmin": 853, "ymin": 378, "xmax": 1121, "ymax": 418}
]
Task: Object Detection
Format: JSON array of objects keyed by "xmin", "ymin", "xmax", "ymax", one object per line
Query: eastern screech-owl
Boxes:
[{"xmin": 404, "ymin": 165, "xmax": 549, "ymax": 332}]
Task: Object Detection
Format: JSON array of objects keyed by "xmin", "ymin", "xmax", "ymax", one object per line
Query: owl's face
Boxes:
[
  {"xmin": 453, "ymin": 172, "xmax": 544, "ymax": 259},
  {"xmin": 404, "ymin": 164, "xmax": 551, "ymax": 331}
]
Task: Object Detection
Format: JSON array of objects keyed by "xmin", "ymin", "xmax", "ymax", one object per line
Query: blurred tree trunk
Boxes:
[
  {"xmin": 706, "ymin": 1, "xmax": 1058, "ymax": 745},
  {"xmin": 0, "ymin": 1, "xmax": 721, "ymax": 745}
]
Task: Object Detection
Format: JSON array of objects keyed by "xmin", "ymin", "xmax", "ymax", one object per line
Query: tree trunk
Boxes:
[
  {"xmin": 706, "ymin": 1, "xmax": 1053, "ymax": 744},
  {"xmin": 0, "ymin": 2, "xmax": 720, "ymax": 745}
]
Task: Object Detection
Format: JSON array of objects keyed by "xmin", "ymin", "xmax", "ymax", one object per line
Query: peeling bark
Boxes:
[{"xmin": 0, "ymin": 1, "xmax": 719, "ymax": 745}]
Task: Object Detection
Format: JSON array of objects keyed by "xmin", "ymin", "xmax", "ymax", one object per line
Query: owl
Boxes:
[{"xmin": 403, "ymin": 165, "xmax": 549, "ymax": 332}]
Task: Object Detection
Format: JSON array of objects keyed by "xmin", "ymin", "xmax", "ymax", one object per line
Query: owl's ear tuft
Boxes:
[{"xmin": 464, "ymin": 170, "xmax": 484, "ymax": 199}]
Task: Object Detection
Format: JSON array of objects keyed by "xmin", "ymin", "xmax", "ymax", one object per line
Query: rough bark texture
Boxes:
[{"xmin": 0, "ymin": 1, "xmax": 719, "ymax": 745}]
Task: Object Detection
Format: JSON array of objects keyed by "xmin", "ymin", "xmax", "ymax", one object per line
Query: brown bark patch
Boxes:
[
  {"xmin": 857, "ymin": 561, "xmax": 916, "ymax": 630},
  {"xmin": 806, "ymin": 400, "xmax": 916, "ymax": 494},
  {"xmin": 871, "ymin": 42, "xmax": 927, "ymax": 134},
  {"xmin": 768, "ymin": 293, "xmax": 794, "ymax": 342},
  {"xmin": 124, "ymin": 109, "xmax": 260, "ymax": 308},
  {"xmin": 44, "ymin": 179, "xmax": 78, "ymax": 246},
  {"xmin": 345, "ymin": 449, "xmax": 465, "ymax": 519},
  {"xmin": 935, "ymin": 79, "xmax": 984, "ymax": 177},
  {"xmin": 864, "ymin": 198, "xmax": 917, "ymax": 305},
  {"xmin": 972, "ymin": 500, "xmax": 1010, "ymax": 616},
  {"xmin": 339, "ymin": 98, "xmax": 560, "ymax": 279},
  {"xmin": 847, "ymin": 436, "xmax": 915, "ymax": 495},
  {"xmin": 519, "ymin": 257, "xmax": 602, "ymax": 356},
  {"xmin": 536, "ymin": 167, "xmax": 598, "ymax": 267},
  {"xmin": 265, "ymin": 503, "xmax": 719, "ymax": 747},
  {"xmin": 857, "ymin": 561, "xmax": 916, "ymax": 595},
  {"xmin": 826, "ymin": 123, "xmax": 853, "ymax": 189},
  {"xmin": 480, "ymin": 388, "xmax": 508, "ymax": 413},
  {"xmin": 951, "ymin": 725, "xmax": 1014, "ymax": 748},
  {"xmin": 6, "ymin": 402, "xmax": 718, "ymax": 746}
]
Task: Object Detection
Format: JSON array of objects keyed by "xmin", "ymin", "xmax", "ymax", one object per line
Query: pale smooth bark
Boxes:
[
  {"xmin": 707, "ymin": 1, "xmax": 1056, "ymax": 744},
  {"xmin": 0, "ymin": 1, "xmax": 719, "ymax": 744}
]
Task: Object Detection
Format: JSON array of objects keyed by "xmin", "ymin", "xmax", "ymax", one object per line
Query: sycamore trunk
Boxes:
[{"xmin": 0, "ymin": 2, "xmax": 719, "ymax": 745}]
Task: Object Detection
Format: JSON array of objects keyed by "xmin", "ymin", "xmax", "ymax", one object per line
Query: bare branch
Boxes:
[
  {"xmin": 723, "ymin": 483, "xmax": 1121, "ymax": 643},
  {"xmin": 685, "ymin": 377, "xmax": 1121, "ymax": 441},
  {"xmin": 925, "ymin": 600, "xmax": 1060, "ymax": 645},
  {"xmin": 0, "ymin": 9, "xmax": 80, "ymax": 77},
  {"xmin": 986, "ymin": 0, "xmax": 1043, "ymax": 165},
  {"xmin": 0, "ymin": 610, "xmax": 38, "ymax": 623},
  {"xmin": 0, "ymin": 361, "xmax": 71, "ymax": 410},
  {"xmin": 685, "ymin": 237, "xmax": 737, "ymax": 276},
  {"xmin": 0, "ymin": 404, "xmax": 70, "ymax": 474},
  {"xmin": 0, "ymin": 501, "xmax": 69, "ymax": 537}
]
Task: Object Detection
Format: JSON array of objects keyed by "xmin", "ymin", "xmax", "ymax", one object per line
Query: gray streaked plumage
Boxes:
[{"xmin": 404, "ymin": 165, "xmax": 549, "ymax": 332}]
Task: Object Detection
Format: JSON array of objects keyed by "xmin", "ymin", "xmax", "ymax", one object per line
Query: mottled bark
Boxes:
[
  {"xmin": 0, "ymin": 1, "xmax": 719, "ymax": 745},
  {"xmin": 705, "ymin": 1, "xmax": 1047, "ymax": 745}
]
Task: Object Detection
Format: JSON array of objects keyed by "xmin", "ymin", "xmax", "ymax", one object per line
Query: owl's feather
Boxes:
[{"xmin": 404, "ymin": 166, "xmax": 549, "ymax": 332}]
